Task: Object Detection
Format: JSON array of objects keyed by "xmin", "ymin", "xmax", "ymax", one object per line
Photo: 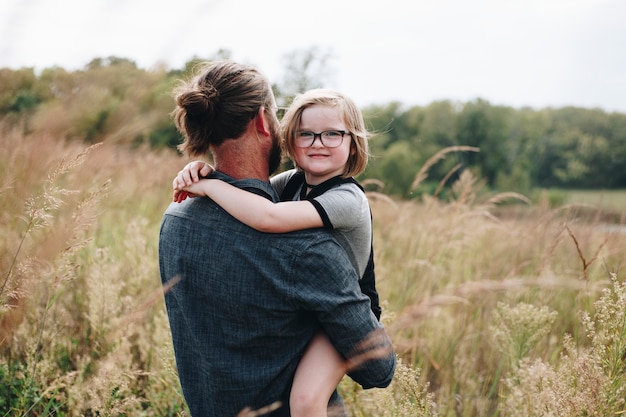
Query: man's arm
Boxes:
[{"xmin": 295, "ymin": 238, "xmax": 396, "ymax": 388}]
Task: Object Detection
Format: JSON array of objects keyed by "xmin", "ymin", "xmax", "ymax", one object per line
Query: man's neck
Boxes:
[
  {"xmin": 216, "ymin": 159, "xmax": 269, "ymax": 181},
  {"xmin": 212, "ymin": 135, "xmax": 270, "ymax": 181}
]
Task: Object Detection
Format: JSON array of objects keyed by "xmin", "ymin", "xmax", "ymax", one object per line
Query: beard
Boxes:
[
  {"xmin": 268, "ymin": 140, "xmax": 282, "ymax": 176},
  {"xmin": 267, "ymin": 118, "xmax": 283, "ymax": 175}
]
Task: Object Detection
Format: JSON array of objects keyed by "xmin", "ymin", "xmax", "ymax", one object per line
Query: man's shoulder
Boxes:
[
  {"xmin": 214, "ymin": 173, "xmax": 279, "ymax": 202},
  {"xmin": 163, "ymin": 198, "xmax": 210, "ymax": 219},
  {"xmin": 270, "ymin": 168, "xmax": 299, "ymax": 182}
]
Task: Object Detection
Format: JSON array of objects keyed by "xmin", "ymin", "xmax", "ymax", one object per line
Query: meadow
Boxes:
[{"xmin": 2, "ymin": 127, "xmax": 626, "ymax": 416}]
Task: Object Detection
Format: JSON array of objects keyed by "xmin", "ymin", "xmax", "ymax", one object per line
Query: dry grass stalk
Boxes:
[
  {"xmin": 433, "ymin": 163, "xmax": 462, "ymax": 197},
  {"xmin": 451, "ymin": 169, "xmax": 485, "ymax": 205},
  {"xmin": 410, "ymin": 145, "xmax": 479, "ymax": 191},
  {"xmin": 106, "ymin": 275, "xmax": 181, "ymax": 342},
  {"xmin": 236, "ymin": 402, "xmax": 282, "ymax": 417},
  {"xmin": 483, "ymin": 191, "xmax": 531, "ymax": 206},
  {"xmin": 365, "ymin": 191, "xmax": 398, "ymax": 207},
  {"xmin": 361, "ymin": 178, "xmax": 385, "ymax": 191},
  {"xmin": 1, "ymin": 142, "xmax": 108, "ymax": 349},
  {"xmin": 565, "ymin": 225, "xmax": 608, "ymax": 280},
  {"xmin": 345, "ymin": 327, "xmax": 395, "ymax": 372}
]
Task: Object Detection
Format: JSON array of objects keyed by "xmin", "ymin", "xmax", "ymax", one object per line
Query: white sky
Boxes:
[{"xmin": 1, "ymin": 0, "xmax": 625, "ymax": 112}]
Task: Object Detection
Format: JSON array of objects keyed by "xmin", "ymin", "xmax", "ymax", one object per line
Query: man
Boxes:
[{"xmin": 159, "ymin": 60, "xmax": 396, "ymax": 417}]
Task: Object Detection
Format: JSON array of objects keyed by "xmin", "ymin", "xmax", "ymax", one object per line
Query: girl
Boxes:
[{"xmin": 174, "ymin": 88, "xmax": 381, "ymax": 417}]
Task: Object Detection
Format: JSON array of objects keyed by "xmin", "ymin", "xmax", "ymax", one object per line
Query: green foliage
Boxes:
[
  {"xmin": 145, "ymin": 124, "xmax": 181, "ymax": 150},
  {"xmin": 273, "ymin": 46, "xmax": 335, "ymax": 107},
  {"xmin": 6, "ymin": 90, "xmax": 41, "ymax": 114},
  {"xmin": 529, "ymin": 188, "xmax": 568, "ymax": 208},
  {"xmin": 2, "ymin": 50, "xmax": 626, "ymax": 194},
  {"xmin": 371, "ymin": 141, "xmax": 420, "ymax": 197},
  {"xmin": 0, "ymin": 359, "xmax": 65, "ymax": 416}
]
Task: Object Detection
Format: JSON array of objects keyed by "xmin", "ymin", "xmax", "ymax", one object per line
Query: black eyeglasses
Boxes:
[{"xmin": 294, "ymin": 130, "xmax": 351, "ymax": 148}]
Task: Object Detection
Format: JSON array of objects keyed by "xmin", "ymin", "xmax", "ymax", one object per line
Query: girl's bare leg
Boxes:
[{"xmin": 290, "ymin": 331, "xmax": 348, "ymax": 417}]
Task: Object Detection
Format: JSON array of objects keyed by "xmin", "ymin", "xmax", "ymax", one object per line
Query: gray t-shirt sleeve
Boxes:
[
  {"xmin": 311, "ymin": 184, "xmax": 372, "ymax": 278},
  {"xmin": 312, "ymin": 184, "xmax": 369, "ymax": 230}
]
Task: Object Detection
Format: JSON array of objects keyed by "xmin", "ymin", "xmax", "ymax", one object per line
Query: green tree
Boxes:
[
  {"xmin": 0, "ymin": 68, "xmax": 48, "ymax": 128},
  {"xmin": 273, "ymin": 46, "xmax": 336, "ymax": 107},
  {"xmin": 456, "ymin": 99, "xmax": 511, "ymax": 187},
  {"xmin": 371, "ymin": 141, "xmax": 421, "ymax": 197},
  {"xmin": 605, "ymin": 112, "xmax": 626, "ymax": 187},
  {"xmin": 416, "ymin": 101, "xmax": 463, "ymax": 183},
  {"xmin": 3, "ymin": 50, "xmax": 626, "ymax": 191}
]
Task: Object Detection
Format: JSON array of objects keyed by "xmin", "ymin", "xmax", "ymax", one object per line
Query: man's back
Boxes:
[{"xmin": 159, "ymin": 175, "xmax": 395, "ymax": 416}]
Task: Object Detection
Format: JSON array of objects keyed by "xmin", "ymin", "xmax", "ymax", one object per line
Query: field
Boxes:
[
  {"xmin": 564, "ymin": 189, "xmax": 626, "ymax": 210},
  {"xmin": 2, "ymin": 129, "xmax": 626, "ymax": 416}
]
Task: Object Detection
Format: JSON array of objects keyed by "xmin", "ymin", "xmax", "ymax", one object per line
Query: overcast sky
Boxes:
[{"xmin": 1, "ymin": 0, "xmax": 625, "ymax": 112}]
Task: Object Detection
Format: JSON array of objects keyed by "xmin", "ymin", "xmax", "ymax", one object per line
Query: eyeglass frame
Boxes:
[{"xmin": 294, "ymin": 130, "xmax": 352, "ymax": 148}]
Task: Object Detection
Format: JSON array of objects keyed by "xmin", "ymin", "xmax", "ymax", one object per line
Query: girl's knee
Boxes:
[{"xmin": 290, "ymin": 391, "xmax": 327, "ymax": 417}]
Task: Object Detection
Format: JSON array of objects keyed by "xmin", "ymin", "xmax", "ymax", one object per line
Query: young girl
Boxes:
[{"xmin": 173, "ymin": 88, "xmax": 381, "ymax": 417}]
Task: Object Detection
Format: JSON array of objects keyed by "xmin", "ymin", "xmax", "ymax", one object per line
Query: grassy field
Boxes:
[
  {"xmin": 2, "ymin": 129, "xmax": 626, "ymax": 416},
  {"xmin": 563, "ymin": 188, "xmax": 626, "ymax": 210}
]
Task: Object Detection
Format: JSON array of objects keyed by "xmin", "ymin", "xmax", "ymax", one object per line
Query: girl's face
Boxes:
[{"xmin": 294, "ymin": 104, "xmax": 353, "ymax": 186}]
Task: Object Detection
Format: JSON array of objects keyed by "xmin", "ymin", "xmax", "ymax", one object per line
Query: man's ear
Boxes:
[{"xmin": 255, "ymin": 108, "xmax": 271, "ymax": 137}]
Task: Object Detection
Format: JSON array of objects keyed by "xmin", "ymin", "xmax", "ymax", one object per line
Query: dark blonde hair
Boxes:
[
  {"xmin": 281, "ymin": 88, "xmax": 370, "ymax": 178},
  {"xmin": 172, "ymin": 60, "xmax": 274, "ymax": 157}
]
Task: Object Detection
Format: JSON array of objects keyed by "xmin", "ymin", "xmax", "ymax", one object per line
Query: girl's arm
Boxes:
[
  {"xmin": 172, "ymin": 160, "xmax": 212, "ymax": 203},
  {"xmin": 183, "ymin": 179, "xmax": 323, "ymax": 233}
]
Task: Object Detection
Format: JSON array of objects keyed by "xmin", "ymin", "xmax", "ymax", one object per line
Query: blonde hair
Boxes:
[{"xmin": 281, "ymin": 88, "xmax": 370, "ymax": 178}]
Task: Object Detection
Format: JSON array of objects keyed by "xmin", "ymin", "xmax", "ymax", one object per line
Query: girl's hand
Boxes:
[
  {"xmin": 181, "ymin": 180, "xmax": 211, "ymax": 199},
  {"xmin": 172, "ymin": 161, "xmax": 214, "ymax": 202}
]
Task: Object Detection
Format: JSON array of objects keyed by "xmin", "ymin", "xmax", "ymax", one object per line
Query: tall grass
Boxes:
[
  {"xmin": 367, "ymin": 165, "xmax": 626, "ymax": 416},
  {"xmin": 2, "ymin": 128, "xmax": 625, "ymax": 416},
  {"xmin": 1, "ymin": 126, "xmax": 186, "ymax": 415}
]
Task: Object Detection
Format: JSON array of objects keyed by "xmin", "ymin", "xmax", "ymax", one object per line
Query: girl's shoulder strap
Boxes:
[
  {"xmin": 279, "ymin": 171, "xmax": 306, "ymax": 201},
  {"xmin": 281, "ymin": 173, "xmax": 365, "ymax": 202}
]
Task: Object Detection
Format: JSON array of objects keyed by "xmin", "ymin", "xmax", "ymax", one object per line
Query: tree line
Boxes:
[{"xmin": 2, "ymin": 53, "xmax": 625, "ymax": 198}]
